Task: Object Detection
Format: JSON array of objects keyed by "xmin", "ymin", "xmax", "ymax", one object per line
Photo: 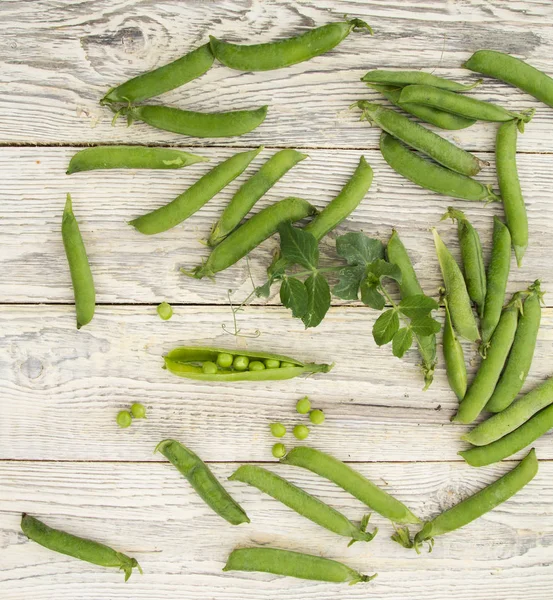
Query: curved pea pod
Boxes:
[
  {"xmin": 21, "ymin": 514, "xmax": 141, "ymax": 581},
  {"xmin": 464, "ymin": 49, "xmax": 553, "ymax": 109},
  {"xmin": 361, "ymin": 70, "xmax": 481, "ymax": 92},
  {"xmin": 62, "ymin": 194, "xmax": 95, "ymax": 329},
  {"xmin": 396, "ymin": 449, "xmax": 537, "ymax": 551},
  {"xmin": 485, "ymin": 282, "xmax": 542, "ymax": 413},
  {"xmin": 101, "ymin": 43, "xmax": 214, "ymax": 105},
  {"xmin": 210, "ymin": 19, "xmax": 372, "ymax": 71},
  {"xmin": 366, "ymin": 83, "xmax": 476, "ymax": 130},
  {"xmin": 189, "ymin": 197, "xmax": 317, "ymax": 279},
  {"xmin": 155, "ymin": 439, "xmax": 249, "ymax": 525},
  {"xmin": 67, "ymin": 146, "xmax": 208, "ymax": 174},
  {"xmin": 452, "ymin": 295, "xmax": 522, "ymax": 425},
  {"xmin": 480, "ymin": 217, "xmax": 511, "ymax": 347},
  {"xmin": 464, "ymin": 377, "xmax": 553, "ymax": 447},
  {"xmin": 130, "ymin": 148, "xmax": 262, "ymax": 235},
  {"xmin": 442, "ymin": 207, "xmax": 486, "ymax": 317},
  {"xmin": 223, "ymin": 547, "xmax": 377, "ymax": 584},
  {"xmin": 229, "ymin": 465, "xmax": 377, "ymax": 544},
  {"xmin": 163, "ymin": 346, "xmax": 332, "ymax": 381},
  {"xmin": 281, "ymin": 446, "xmax": 420, "ymax": 524},
  {"xmin": 379, "ymin": 133, "xmax": 500, "ymax": 202},
  {"xmin": 121, "ymin": 104, "xmax": 268, "ymax": 138},
  {"xmin": 356, "ymin": 101, "xmax": 484, "ymax": 176},
  {"xmin": 386, "ymin": 230, "xmax": 437, "ymax": 389},
  {"xmin": 443, "ymin": 295, "xmax": 467, "ymax": 401},
  {"xmin": 432, "ymin": 228, "xmax": 480, "ymax": 342}
]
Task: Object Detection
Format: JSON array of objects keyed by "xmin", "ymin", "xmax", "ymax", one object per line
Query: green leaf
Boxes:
[
  {"xmin": 278, "ymin": 222, "xmax": 319, "ymax": 270},
  {"xmin": 372, "ymin": 309, "xmax": 399, "ymax": 346},
  {"xmin": 410, "ymin": 316, "xmax": 442, "ymax": 337},
  {"xmin": 360, "ymin": 280, "xmax": 385, "ymax": 310},
  {"xmin": 302, "ymin": 273, "xmax": 331, "ymax": 328},
  {"xmin": 365, "ymin": 259, "xmax": 402, "ymax": 286},
  {"xmin": 336, "ymin": 232, "xmax": 384, "ymax": 266},
  {"xmin": 255, "ymin": 279, "xmax": 273, "ymax": 298},
  {"xmin": 392, "ymin": 327, "xmax": 413, "ymax": 358},
  {"xmin": 399, "ymin": 294, "xmax": 439, "ymax": 319},
  {"xmin": 280, "ymin": 277, "xmax": 308, "ymax": 319},
  {"xmin": 333, "ymin": 265, "xmax": 364, "ymax": 300},
  {"xmin": 267, "ymin": 255, "xmax": 288, "ymax": 280}
]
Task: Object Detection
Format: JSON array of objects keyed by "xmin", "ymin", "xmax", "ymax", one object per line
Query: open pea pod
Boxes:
[{"xmin": 163, "ymin": 346, "xmax": 333, "ymax": 382}]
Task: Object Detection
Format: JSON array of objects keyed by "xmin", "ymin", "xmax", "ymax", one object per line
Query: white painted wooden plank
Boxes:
[
  {"xmin": 0, "ymin": 460, "xmax": 551, "ymax": 599},
  {"xmin": 1, "ymin": 0, "xmax": 553, "ymax": 149},
  {"xmin": 1, "ymin": 147, "xmax": 551, "ymax": 304},
  {"xmin": 1, "ymin": 305, "xmax": 552, "ymax": 461}
]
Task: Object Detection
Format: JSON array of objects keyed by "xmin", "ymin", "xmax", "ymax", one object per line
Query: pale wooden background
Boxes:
[{"xmin": 1, "ymin": 1, "xmax": 553, "ymax": 598}]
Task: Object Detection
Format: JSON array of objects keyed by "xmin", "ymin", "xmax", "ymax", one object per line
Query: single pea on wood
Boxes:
[{"xmin": 163, "ymin": 346, "xmax": 333, "ymax": 382}]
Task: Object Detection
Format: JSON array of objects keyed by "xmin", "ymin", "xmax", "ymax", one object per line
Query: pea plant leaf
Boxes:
[
  {"xmin": 278, "ymin": 222, "xmax": 319, "ymax": 270},
  {"xmin": 372, "ymin": 309, "xmax": 399, "ymax": 346},
  {"xmin": 302, "ymin": 272, "xmax": 331, "ymax": 328},
  {"xmin": 410, "ymin": 316, "xmax": 442, "ymax": 337},
  {"xmin": 336, "ymin": 233, "xmax": 384, "ymax": 266},
  {"xmin": 399, "ymin": 294, "xmax": 439, "ymax": 319},
  {"xmin": 280, "ymin": 277, "xmax": 308, "ymax": 319},
  {"xmin": 360, "ymin": 280, "xmax": 385, "ymax": 310},
  {"xmin": 392, "ymin": 327, "xmax": 413, "ymax": 358},
  {"xmin": 365, "ymin": 259, "xmax": 403, "ymax": 286},
  {"xmin": 333, "ymin": 265, "xmax": 365, "ymax": 300}
]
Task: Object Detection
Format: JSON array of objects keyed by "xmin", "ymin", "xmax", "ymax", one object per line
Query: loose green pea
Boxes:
[
  {"xmin": 157, "ymin": 301, "xmax": 173, "ymax": 320},
  {"xmin": 265, "ymin": 359, "xmax": 281, "ymax": 369},
  {"xmin": 216, "ymin": 353, "xmax": 233, "ymax": 368},
  {"xmin": 202, "ymin": 361, "xmax": 218, "ymax": 375},
  {"xmin": 272, "ymin": 443, "xmax": 286, "ymax": 459},
  {"xmin": 296, "ymin": 397, "xmax": 311, "ymax": 414},
  {"xmin": 233, "ymin": 356, "xmax": 249, "ymax": 371},
  {"xmin": 116, "ymin": 411, "xmax": 132, "ymax": 429},
  {"xmin": 281, "ymin": 361, "xmax": 296, "ymax": 369},
  {"xmin": 309, "ymin": 409, "xmax": 325, "ymax": 425},
  {"xmin": 293, "ymin": 424, "xmax": 310, "ymax": 440},
  {"xmin": 130, "ymin": 403, "xmax": 146, "ymax": 419},
  {"xmin": 270, "ymin": 423, "xmax": 286, "ymax": 438},
  {"xmin": 249, "ymin": 360, "xmax": 266, "ymax": 371}
]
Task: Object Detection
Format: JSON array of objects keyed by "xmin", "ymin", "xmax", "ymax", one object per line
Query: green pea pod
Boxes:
[
  {"xmin": 379, "ymin": 133, "xmax": 499, "ymax": 202},
  {"xmin": 281, "ymin": 446, "xmax": 420, "ymax": 524},
  {"xmin": 21, "ymin": 514, "xmax": 141, "ymax": 581},
  {"xmin": 121, "ymin": 104, "xmax": 268, "ymax": 138},
  {"xmin": 464, "ymin": 377, "xmax": 553, "ymax": 447},
  {"xmin": 130, "ymin": 147, "xmax": 262, "ymax": 235},
  {"xmin": 210, "ymin": 19, "xmax": 372, "ymax": 71},
  {"xmin": 398, "ymin": 84, "xmax": 534, "ymax": 129},
  {"xmin": 464, "ymin": 50, "xmax": 553, "ymax": 109},
  {"xmin": 441, "ymin": 207, "xmax": 486, "ymax": 317},
  {"xmin": 497, "ymin": 119, "xmax": 528, "ymax": 266},
  {"xmin": 443, "ymin": 295, "xmax": 467, "ymax": 401},
  {"xmin": 386, "ymin": 230, "xmax": 437, "ymax": 389},
  {"xmin": 432, "ymin": 228, "xmax": 479, "ymax": 342},
  {"xmin": 399, "ymin": 449, "xmax": 537, "ymax": 551},
  {"xmin": 229, "ymin": 465, "xmax": 376, "ymax": 544},
  {"xmin": 208, "ymin": 149, "xmax": 308, "ymax": 246},
  {"xmin": 361, "ymin": 70, "xmax": 482, "ymax": 92},
  {"xmin": 155, "ymin": 439, "xmax": 249, "ymax": 525},
  {"xmin": 163, "ymin": 346, "xmax": 332, "ymax": 382},
  {"xmin": 356, "ymin": 101, "xmax": 484, "ymax": 176},
  {"xmin": 62, "ymin": 194, "xmax": 95, "ymax": 329},
  {"xmin": 67, "ymin": 146, "xmax": 208, "ymax": 174},
  {"xmin": 189, "ymin": 197, "xmax": 317, "ymax": 278},
  {"xmin": 480, "ymin": 217, "xmax": 512, "ymax": 348},
  {"xmin": 485, "ymin": 281, "xmax": 542, "ymax": 413},
  {"xmin": 223, "ymin": 547, "xmax": 377, "ymax": 584},
  {"xmin": 101, "ymin": 43, "xmax": 214, "ymax": 105},
  {"xmin": 366, "ymin": 83, "xmax": 476, "ymax": 130},
  {"xmin": 452, "ymin": 295, "xmax": 522, "ymax": 425}
]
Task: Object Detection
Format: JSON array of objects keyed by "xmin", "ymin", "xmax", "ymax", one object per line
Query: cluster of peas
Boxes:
[
  {"xmin": 203, "ymin": 352, "xmax": 296, "ymax": 375},
  {"xmin": 269, "ymin": 397, "xmax": 325, "ymax": 458},
  {"xmin": 116, "ymin": 402, "xmax": 147, "ymax": 428}
]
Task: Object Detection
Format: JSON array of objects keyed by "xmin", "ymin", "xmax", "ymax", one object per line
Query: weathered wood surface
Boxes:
[{"xmin": 2, "ymin": 0, "xmax": 553, "ymax": 598}]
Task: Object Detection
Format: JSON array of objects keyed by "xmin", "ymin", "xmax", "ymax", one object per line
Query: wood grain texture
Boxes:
[
  {"xmin": 1, "ymin": 146, "xmax": 551, "ymax": 305},
  {"xmin": 1, "ymin": 460, "xmax": 552, "ymax": 599},
  {"xmin": 1, "ymin": 305, "xmax": 552, "ymax": 462},
  {"xmin": 1, "ymin": 0, "xmax": 553, "ymax": 150}
]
